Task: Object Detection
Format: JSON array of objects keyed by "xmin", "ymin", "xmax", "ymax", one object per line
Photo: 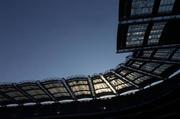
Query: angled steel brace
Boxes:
[
  {"xmin": 99, "ymin": 74, "xmax": 117, "ymax": 94},
  {"xmin": 12, "ymin": 83, "xmax": 37, "ymax": 103},
  {"xmin": 87, "ymin": 76, "xmax": 96, "ymax": 98},
  {"xmin": 61, "ymin": 79, "xmax": 76, "ymax": 101},
  {"xmin": 37, "ymin": 81, "xmax": 57, "ymax": 101},
  {"xmin": 120, "ymin": 64, "xmax": 163, "ymax": 79},
  {"xmin": 111, "ymin": 70, "xmax": 139, "ymax": 88}
]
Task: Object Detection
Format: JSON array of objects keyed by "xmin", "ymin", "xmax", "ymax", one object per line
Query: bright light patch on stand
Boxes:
[
  {"xmin": 77, "ymin": 98, "xmax": 93, "ymax": 102},
  {"xmin": 23, "ymin": 102, "xmax": 37, "ymax": 106},
  {"xmin": 143, "ymin": 80, "xmax": 164, "ymax": 89},
  {"xmin": 120, "ymin": 89, "xmax": 139, "ymax": 96},
  {"xmin": 92, "ymin": 76, "xmax": 113, "ymax": 95},
  {"xmin": 40, "ymin": 101, "xmax": 55, "ymax": 105},
  {"xmin": 42, "ymin": 81, "xmax": 70, "ymax": 98},
  {"xmin": 68, "ymin": 79, "xmax": 91, "ymax": 96},
  {"xmin": 168, "ymin": 69, "xmax": 180, "ymax": 79},
  {"xmin": 6, "ymin": 104, "xmax": 19, "ymax": 107},
  {"xmin": 98, "ymin": 95, "xmax": 116, "ymax": 99},
  {"xmin": 104, "ymin": 72, "xmax": 129, "ymax": 91},
  {"xmin": 59, "ymin": 99, "xmax": 74, "ymax": 103}
]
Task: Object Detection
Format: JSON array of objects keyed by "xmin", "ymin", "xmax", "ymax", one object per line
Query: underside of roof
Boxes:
[
  {"xmin": 0, "ymin": 47, "xmax": 179, "ymax": 107},
  {"xmin": 0, "ymin": 0, "xmax": 180, "ymax": 108}
]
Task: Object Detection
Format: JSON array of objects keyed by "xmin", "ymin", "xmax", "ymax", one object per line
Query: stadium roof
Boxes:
[
  {"xmin": 0, "ymin": 0, "xmax": 180, "ymax": 108},
  {"xmin": 0, "ymin": 46, "xmax": 179, "ymax": 106}
]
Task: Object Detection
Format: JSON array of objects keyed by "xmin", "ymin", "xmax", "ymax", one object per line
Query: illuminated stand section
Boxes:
[{"xmin": 0, "ymin": 0, "xmax": 180, "ymax": 119}]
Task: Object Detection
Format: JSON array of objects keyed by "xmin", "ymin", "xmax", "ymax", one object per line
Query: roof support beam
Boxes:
[
  {"xmin": 62, "ymin": 79, "xmax": 76, "ymax": 101},
  {"xmin": 121, "ymin": 15, "xmax": 180, "ymax": 25},
  {"xmin": 99, "ymin": 74, "xmax": 117, "ymax": 94},
  {"xmin": 143, "ymin": 23, "xmax": 153, "ymax": 46},
  {"xmin": 87, "ymin": 76, "xmax": 96, "ymax": 98},
  {"xmin": 128, "ymin": 57, "xmax": 180, "ymax": 65},
  {"xmin": 120, "ymin": 64, "xmax": 163, "ymax": 79},
  {"xmin": 36, "ymin": 81, "xmax": 57, "ymax": 102},
  {"xmin": 111, "ymin": 70, "xmax": 139, "ymax": 88},
  {"xmin": 117, "ymin": 44, "xmax": 180, "ymax": 53}
]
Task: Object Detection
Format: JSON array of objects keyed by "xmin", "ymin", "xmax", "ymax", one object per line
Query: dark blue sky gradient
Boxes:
[{"xmin": 0, "ymin": 0, "xmax": 129, "ymax": 83}]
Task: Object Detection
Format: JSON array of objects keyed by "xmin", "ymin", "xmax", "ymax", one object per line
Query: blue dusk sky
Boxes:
[{"xmin": 0, "ymin": 0, "xmax": 129, "ymax": 83}]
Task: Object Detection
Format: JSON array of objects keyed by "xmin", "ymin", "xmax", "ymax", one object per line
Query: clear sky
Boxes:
[{"xmin": 0, "ymin": 0, "xmax": 129, "ymax": 83}]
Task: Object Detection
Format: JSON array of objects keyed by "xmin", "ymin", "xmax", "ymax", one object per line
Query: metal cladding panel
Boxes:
[
  {"xmin": 131, "ymin": 0, "xmax": 155, "ymax": 16},
  {"xmin": 128, "ymin": 59, "xmax": 176, "ymax": 75},
  {"xmin": 41, "ymin": 80, "xmax": 72, "ymax": 100},
  {"xmin": 147, "ymin": 22, "xmax": 166, "ymax": 45},
  {"xmin": 91, "ymin": 75, "xmax": 115, "ymax": 97},
  {"xmin": 172, "ymin": 48, "xmax": 180, "ymax": 60},
  {"xmin": 0, "ymin": 84, "xmax": 30, "ymax": 104},
  {"xmin": 17, "ymin": 82, "xmax": 50, "ymax": 101},
  {"xmin": 115, "ymin": 65, "xmax": 153, "ymax": 87},
  {"xmin": 134, "ymin": 47, "xmax": 180, "ymax": 61},
  {"xmin": 103, "ymin": 72, "xmax": 132, "ymax": 92},
  {"xmin": 117, "ymin": 0, "xmax": 180, "ymax": 53},
  {"xmin": 158, "ymin": 0, "xmax": 176, "ymax": 13},
  {"xmin": 119, "ymin": 0, "xmax": 179, "ymax": 21},
  {"xmin": 126, "ymin": 24, "xmax": 148, "ymax": 47},
  {"xmin": 66, "ymin": 78, "xmax": 92, "ymax": 99},
  {"xmin": 117, "ymin": 20, "xmax": 180, "ymax": 52}
]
